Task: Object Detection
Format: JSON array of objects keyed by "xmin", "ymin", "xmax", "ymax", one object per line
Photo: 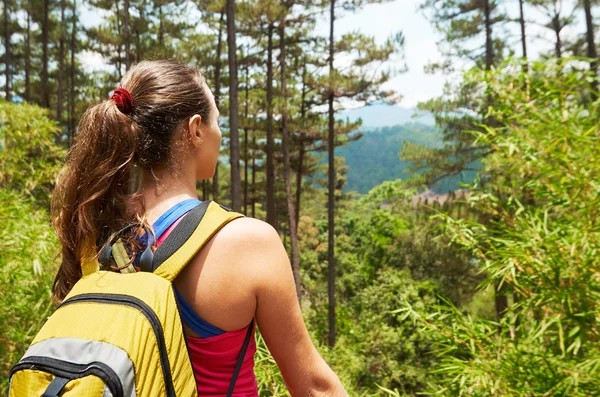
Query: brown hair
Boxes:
[{"xmin": 51, "ymin": 60, "xmax": 213, "ymax": 302}]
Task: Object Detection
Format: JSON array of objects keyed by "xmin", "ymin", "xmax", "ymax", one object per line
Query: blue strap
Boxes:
[
  {"xmin": 134, "ymin": 199, "xmax": 201, "ymax": 267},
  {"xmin": 141, "ymin": 198, "xmax": 202, "ymax": 246},
  {"xmin": 174, "ymin": 288, "xmax": 226, "ymax": 338}
]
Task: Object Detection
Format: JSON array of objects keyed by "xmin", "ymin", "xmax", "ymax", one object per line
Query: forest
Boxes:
[{"xmin": 1, "ymin": 0, "xmax": 600, "ymax": 395}]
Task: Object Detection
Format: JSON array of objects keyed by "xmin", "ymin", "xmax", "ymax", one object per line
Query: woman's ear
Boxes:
[{"xmin": 187, "ymin": 114, "xmax": 204, "ymax": 148}]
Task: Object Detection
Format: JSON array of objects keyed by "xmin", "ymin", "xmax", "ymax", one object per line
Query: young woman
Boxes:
[{"xmin": 50, "ymin": 60, "xmax": 348, "ymax": 396}]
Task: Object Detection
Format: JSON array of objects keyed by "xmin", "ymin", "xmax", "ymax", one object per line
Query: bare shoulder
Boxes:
[
  {"xmin": 208, "ymin": 216, "xmax": 288, "ymax": 280},
  {"xmin": 217, "ymin": 216, "xmax": 280, "ymax": 243}
]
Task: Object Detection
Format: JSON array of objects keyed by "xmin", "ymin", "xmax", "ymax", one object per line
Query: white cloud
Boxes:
[{"xmin": 79, "ymin": 50, "xmax": 112, "ymax": 73}]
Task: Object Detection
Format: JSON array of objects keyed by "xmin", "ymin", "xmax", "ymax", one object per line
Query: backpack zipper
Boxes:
[
  {"xmin": 10, "ymin": 355, "xmax": 124, "ymax": 397},
  {"xmin": 57, "ymin": 293, "xmax": 176, "ymax": 397}
]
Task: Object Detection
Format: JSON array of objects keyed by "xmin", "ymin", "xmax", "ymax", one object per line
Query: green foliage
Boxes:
[
  {"xmin": 0, "ymin": 102, "xmax": 64, "ymax": 392},
  {"xmin": 0, "ymin": 101, "xmax": 65, "ymax": 206},
  {"xmin": 345, "ymin": 268, "xmax": 440, "ymax": 393},
  {"xmin": 419, "ymin": 0, "xmax": 507, "ymax": 72},
  {"xmin": 299, "ymin": 178, "xmax": 477, "ymax": 395},
  {"xmin": 402, "ymin": 59, "xmax": 600, "ymax": 396},
  {"xmin": 0, "ymin": 190, "xmax": 58, "ymax": 392}
]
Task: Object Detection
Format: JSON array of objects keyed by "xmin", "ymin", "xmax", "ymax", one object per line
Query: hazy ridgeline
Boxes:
[{"xmin": 2, "ymin": 0, "xmax": 600, "ymax": 395}]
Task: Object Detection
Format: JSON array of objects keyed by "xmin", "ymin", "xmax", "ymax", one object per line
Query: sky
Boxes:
[
  {"xmin": 8, "ymin": 0, "xmax": 586, "ymax": 108},
  {"xmin": 79, "ymin": 0, "xmax": 449, "ymax": 108},
  {"xmin": 313, "ymin": 0, "xmax": 585, "ymax": 108},
  {"xmin": 314, "ymin": 0, "xmax": 447, "ymax": 107}
]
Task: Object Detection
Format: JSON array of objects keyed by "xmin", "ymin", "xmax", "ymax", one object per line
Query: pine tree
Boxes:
[
  {"xmin": 212, "ymin": 6, "xmax": 225, "ymax": 202},
  {"xmin": 582, "ymin": 0, "xmax": 597, "ymax": 93},
  {"xmin": 278, "ymin": 0, "xmax": 301, "ymax": 302},
  {"xmin": 2, "ymin": 0, "xmax": 11, "ymax": 101},
  {"xmin": 322, "ymin": 0, "xmax": 405, "ymax": 346},
  {"xmin": 242, "ymin": 45, "xmax": 250, "ymax": 215},
  {"xmin": 124, "ymin": 0, "xmax": 130, "ymax": 70},
  {"xmin": 41, "ymin": 0, "xmax": 49, "ymax": 107},
  {"xmin": 69, "ymin": 0, "xmax": 77, "ymax": 139},
  {"xmin": 56, "ymin": 0, "xmax": 66, "ymax": 122},
  {"xmin": 25, "ymin": 0, "xmax": 32, "ymax": 101},
  {"xmin": 530, "ymin": 0, "xmax": 576, "ymax": 59},
  {"xmin": 420, "ymin": 0, "xmax": 507, "ymax": 72},
  {"xmin": 266, "ymin": 21, "xmax": 276, "ymax": 228},
  {"xmin": 519, "ymin": 0, "xmax": 527, "ymax": 62},
  {"xmin": 327, "ymin": 0, "xmax": 336, "ymax": 348},
  {"xmin": 226, "ymin": 0, "xmax": 241, "ymax": 211}
]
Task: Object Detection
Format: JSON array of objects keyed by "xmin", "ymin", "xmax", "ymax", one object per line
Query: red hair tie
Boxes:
[{"xmin": 110, "ymin": 88, "xmax": 134, "ymax": 114}]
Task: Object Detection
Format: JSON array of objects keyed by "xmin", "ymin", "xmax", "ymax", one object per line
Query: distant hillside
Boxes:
[
  {"xmin": 334, "ymin": 123, "xmax": 477, "ymax": 194},
  {"xmin": 338, "ymin": 104, "xmax": 435, "ymax": 129}
]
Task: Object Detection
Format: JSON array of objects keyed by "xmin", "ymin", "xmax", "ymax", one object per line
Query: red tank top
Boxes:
[{"xmin": 158, "ymin": 217, "xmax": 259, "ymax": 396}]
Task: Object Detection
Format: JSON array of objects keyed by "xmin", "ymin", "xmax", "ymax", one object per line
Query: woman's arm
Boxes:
[{"xmin": 241, "ymin": 218, "xmax": 348, "ymax": 396}]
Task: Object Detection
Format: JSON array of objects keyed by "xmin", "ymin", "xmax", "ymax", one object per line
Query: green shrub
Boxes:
[
  {"xmin": 0, "ymin": 190, "xmax": 58, "ymax": 391},
  {"xmin": 403, "ymin": 59, "xmax": 600, "ymax": 396},
  {"xmin": 0, "ymin": 101, "xmax": 65, "ymax": 206}
]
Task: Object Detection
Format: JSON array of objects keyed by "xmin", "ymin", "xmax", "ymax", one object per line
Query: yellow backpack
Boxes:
[{"xmin": 9, "ymin": 200, "xmax": 247, "ymax": 397}]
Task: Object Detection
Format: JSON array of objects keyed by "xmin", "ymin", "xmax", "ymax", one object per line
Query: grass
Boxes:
[{"xmin": 0, "ymin": 190, "xmax": 58, "ymax": 393}]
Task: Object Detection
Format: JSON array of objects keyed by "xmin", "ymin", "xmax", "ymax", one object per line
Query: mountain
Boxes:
[
  {"xmin": 338, "ymin": 104, "xmax": 435, "ymax": 130},
  {"xmin": 332, "ymin": 123, "xmax": 477, "ymax": 194}
]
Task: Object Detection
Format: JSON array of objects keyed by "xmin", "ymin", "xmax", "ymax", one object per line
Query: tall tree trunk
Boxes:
[
  {"xmin": 3, "ymin": 0, "xmax": 11, "ymax": 102},
  {"xmin": 243, "ymin": 126, "xmax": 248, "ymax": 213},
  {"xmin": 553, "ymin": 17, "xmax": 562, "ymax": 59},
  {"xmin": 124, "ymin": 0, "xmax": 130, "ymax": 70},
  {"xmin": 295, "ymin": 143, "xmax": 304, "ymax": 229},
  {"xmin": 279, "ymin": 9, "xmax": 301, "ymax": 303},
  {"xmin": 274, "ymin": 193, "xmax": 278, "ymax": 232},
  {"xmin": 327, "ymin": 0, "xmax": 337, "ymax": 348},
  {"xmin": 41, "ymin": 0, "xmax": 50, "ymax": 107},
  {"xmin": 226, "ymin": 0, "xmax": 241, "ymax": 211},
  {"xmin": 243, "ymin": 47, "xmax": 249, "ymax": 214},
  {"xmin": 484, "ymin": 0, "xmax": 493, "ymax": 71},
  {"xmin": 266, "ymin": 23, "xmax": 276, "ymax": 227},
  {"xmin": 295, "ymin": 57, "xmax": 308, "ymax": 231},
  {"xmin": 25, "ymin": 5, "xmax": 31, "ymax": 101},
  {"xmin": 584, "ymin": 0, "xmax": 598, "ymax": 94},
  {"xmin": 483, "ymin": 0, "xmax": 495, "ymax": 117},
  {"xmin": 213, "ymin": 9, "xmax": 225, "ymax": 202},
  {"xmin": 213, "ymin": 163, "xmax": 220, "ymax": 201},
  {"xmin": 115, "ymin": 0, "xmax": 123, "ymax": 79},
  {"xmin": 519, "ymin": 0, "xmax": 528, "ymax": 72},
  {"xmin": 57, "ymin": 0, "xmax": 66, "ymax": 123},
  {"xmin": 495, "ymin": 280, "xmax": 509, "ymax": 331},
  {"xmin": 69, "ymin": 0, "xmax": 77, "ymax": 143},
  {"xmin": 136, "ymin": 3, "xmax": 144, "ymax": 62},
  {"xmin": 158, "ymin": 3, "xmax": 164, "ymax": 46},
  {"xmin": 251, "ymin": 132, "xmax": 256, "ymax": 218}
]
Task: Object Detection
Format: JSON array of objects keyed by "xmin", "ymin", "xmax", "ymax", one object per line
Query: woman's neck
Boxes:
[{"xmin": 139, "ymin": 167, "xmax": 198, "ymax": 225}]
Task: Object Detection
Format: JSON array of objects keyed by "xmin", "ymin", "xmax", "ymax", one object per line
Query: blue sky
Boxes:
[
  {"xmin": 74, "ymin": 0, "xmax": 585, "ymax": 108},
  {"xmin": 315, "ymin": 0, "xmax": 446, "ymax": 107},
  {"xmin": 80, "ymin": 0, "xmax": 448, "ymax": 107},
  {"xmin": 1, "ymin": 0, "xmax": 588, "ymax": 106},
  {"xmin": 319, "ymin": 0, "xmax": 584, "ymax": 107}
]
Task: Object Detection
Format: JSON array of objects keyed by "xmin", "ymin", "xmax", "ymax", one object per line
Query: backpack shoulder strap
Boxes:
[{"xmin": 152, "ymin": 200, "xmax": 245, "ymax": 282}]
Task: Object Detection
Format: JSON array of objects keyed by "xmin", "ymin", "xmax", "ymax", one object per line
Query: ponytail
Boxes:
[
  {"xmin": 51, "ymin": 100, "xmax": 138, "ymax": 302},
  {"xmin": 51, "ymin": 60, "xmax": 213, "ymax": 302}
]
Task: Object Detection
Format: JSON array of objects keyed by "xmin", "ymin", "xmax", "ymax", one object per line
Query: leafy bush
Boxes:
[
  {"xmin": 0, "ymin": 190, "xmax": 58, "ymax": 392},
  {"xmin": 403, "ymin": 59, "xmax": 600, "ymax": 396},
  {"xmin": 0, "ymin": 101, "xmax": 65, "ymax": 205}
]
